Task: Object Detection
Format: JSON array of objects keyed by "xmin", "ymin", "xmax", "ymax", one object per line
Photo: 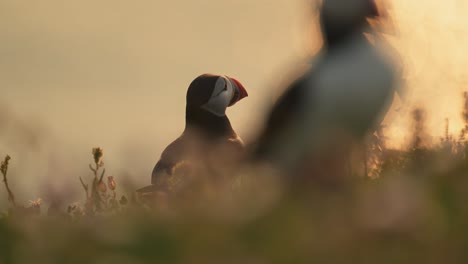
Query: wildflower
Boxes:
[
  {"xmin": 0, "ymin": 155, "xmax": 11, "ymax": 176},
  {"xmin": 107, "ymin": 176, "xmax": 116, "ymax": 191},
  {"xmin": 98, "ymin": 181, "xmax": 107, "ymax": 193},
  {"xmin": 119, "ymin": 195, "xmax": 128, "ymax": 205},
  {"xmin": 1, "ymin": 155, "xmax": 16, "ymax": 207},
  {"xmin": 92, "ymin": 147, "xmax": 104, "ymax": 166},
  {"xmin": 67, "ymin": 204, "xmax": 77, "ymax": 214},
  {"xmin": 29, "ymin": 198, "xmax": 42, "ymax": 208}
]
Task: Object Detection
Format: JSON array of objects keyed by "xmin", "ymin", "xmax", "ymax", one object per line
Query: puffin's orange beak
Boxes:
[{"xmin": 228, "ymin": 77, "xmax": 248, "ymax": 106}]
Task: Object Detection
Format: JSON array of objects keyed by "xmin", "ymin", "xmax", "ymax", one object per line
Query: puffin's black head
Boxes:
[
  {"xmin": 320, "ymin": 0, "xmax": 379, "ymax": 46},
  {"xmin": 186, "ymin": 74, "xmax": 248, "ymax": 116}
]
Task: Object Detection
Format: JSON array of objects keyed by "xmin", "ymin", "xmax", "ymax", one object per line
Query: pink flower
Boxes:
[
  {"xmin": 98, "ymin": 181, "xmax": 107, "ymax": 193},
  {"xmin": 107, "ymin": 176, "xmax": 116, "ymax": 191}
]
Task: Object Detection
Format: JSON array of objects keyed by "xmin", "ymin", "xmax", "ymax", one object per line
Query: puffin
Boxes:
[
  {"xmin": 252, "ymin": 0, "xmax": 401, "ymax": 183},
  {"xmin": 137, "ymin": 74, "xmax": 248, "ymax": 196}
]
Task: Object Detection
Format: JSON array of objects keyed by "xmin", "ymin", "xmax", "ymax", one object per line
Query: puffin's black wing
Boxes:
[
  {"xmin": 253, "ymin": 76, "xmax": 310, "ymax": 160},
  {"xmin": 151, "ymin": 137, "xmax": 187, "ymax": 184},
  {"xmin": 136, "ymin": 137, "xmax": 185, "ymax": 193},
  {"xmin": 151, "ymin": 160, "xmax": 174, "ymax": 185}
]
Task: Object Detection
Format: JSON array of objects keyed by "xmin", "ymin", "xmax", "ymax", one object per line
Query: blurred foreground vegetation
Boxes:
[{"xmin": 2, "ymin": 101, "xmax": 468, "ymax": 263}]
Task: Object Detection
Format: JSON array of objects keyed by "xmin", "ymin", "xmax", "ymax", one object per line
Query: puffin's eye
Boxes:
[{"xmin": 223, "ymin": 82, "xmax": 228, "ymax": 91}]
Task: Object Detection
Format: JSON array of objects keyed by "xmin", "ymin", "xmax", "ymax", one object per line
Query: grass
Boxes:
[{"xmin": 1, "ymin": 96, "xmax": 468, "ymax": 263}]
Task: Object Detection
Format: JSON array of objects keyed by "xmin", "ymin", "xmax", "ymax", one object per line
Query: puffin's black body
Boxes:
[
  {"xmin": 253, "ymin": 76, "xmax": 309, "ymax": 160},
  {"xmin": 252, "ymin": 0, "xmax": 400, "ymax": 179},
  {"xmin": 151, "ymin": 108, "xmax": 243, "ymax": 187},
  {"xmin": 138, "ymin": 74, "xmax": 247, "ymax": 194}
]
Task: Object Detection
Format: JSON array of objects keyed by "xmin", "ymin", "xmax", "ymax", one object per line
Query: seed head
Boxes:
[
  {"xmin": 92, "ymin": 147, "xmax": 104, "ymax": 165},
  {"xmin": 0, "ymin": 155, "xmax": 11, "ymax": 176}
]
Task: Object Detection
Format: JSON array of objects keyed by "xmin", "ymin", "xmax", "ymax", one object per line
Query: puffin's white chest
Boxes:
[{"xmin": 307, "ymin": 38, "xmax": 396, "ymax": 129}]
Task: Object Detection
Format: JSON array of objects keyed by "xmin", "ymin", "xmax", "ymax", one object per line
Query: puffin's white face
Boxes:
[{"xmin": 201, "ymin": 76, "xmax": 236, "ymax": 116}]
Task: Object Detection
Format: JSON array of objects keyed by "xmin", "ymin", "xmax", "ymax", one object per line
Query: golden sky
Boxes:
[{"xmin": 0, "ymin": 0, "xmax": 466, "ymax": 206}]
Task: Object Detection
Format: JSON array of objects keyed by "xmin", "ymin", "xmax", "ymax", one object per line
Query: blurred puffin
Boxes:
[
  {"xmin": 137, "ymin": 74, "xmax": 248, "ymax": 195},
  {"xmin": 252, "ymin": 0, "xmax": 401, "ymax": 181}
]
